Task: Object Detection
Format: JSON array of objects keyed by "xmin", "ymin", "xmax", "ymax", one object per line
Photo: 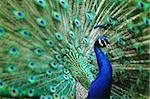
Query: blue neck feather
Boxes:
[{"xmin": 88, "ymin": 47, "xmax": 112, "ymax": 99}]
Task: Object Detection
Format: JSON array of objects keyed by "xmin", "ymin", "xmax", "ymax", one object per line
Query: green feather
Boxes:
[{"xmin": 0, "ymin": 0, "xmax": 149, "ymax": 99}]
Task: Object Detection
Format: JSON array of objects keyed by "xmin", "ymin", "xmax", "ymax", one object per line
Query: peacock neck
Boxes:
[
  {"xmin": 94, "ymin": 47, "xmax": 112, "ymax": 76},
  {"xmin": 87, "ymin": 47, "xmax": 112, "ymax": 98}
]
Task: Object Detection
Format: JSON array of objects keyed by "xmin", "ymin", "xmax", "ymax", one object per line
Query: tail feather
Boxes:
[{"xmin": 0, "ymin": 0, "xmax": 149, "ymax": 98}]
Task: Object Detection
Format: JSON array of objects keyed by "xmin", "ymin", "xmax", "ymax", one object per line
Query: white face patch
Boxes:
[
  {"xmin": 98, "ymin": 39, "xmax": 103, "ymax": 46},
  {"xmin": 103, "ymin": 40, "xmax": 107, "ymax": 46}
]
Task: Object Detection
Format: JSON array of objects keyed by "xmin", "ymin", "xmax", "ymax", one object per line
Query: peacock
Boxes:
[{"xmin": 0, "ymin": 0, "xmax": 149, "ymax": 99}]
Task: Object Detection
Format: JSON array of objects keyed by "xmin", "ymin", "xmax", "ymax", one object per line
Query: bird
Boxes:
[
  {"xmin": 0, "ymin": 0, "xmax": 149, "ymax": 99},
  {"xmin": 87, "ymin": 36, "xmax": 112, "ymax": 99}
]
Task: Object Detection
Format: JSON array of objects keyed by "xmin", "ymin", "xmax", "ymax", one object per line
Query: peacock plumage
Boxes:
[
  {"xmin": 88, "ymin": 36, "xmax": 112, "ymax": 99},
  {"xmin": 0, "ymin": 0, "xmax": 149, "ymax": 99}
]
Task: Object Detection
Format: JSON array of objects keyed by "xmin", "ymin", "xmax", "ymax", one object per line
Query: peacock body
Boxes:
[{"xmin": 0, "ymin": 0, "xmax": 149, "ymax": 99}]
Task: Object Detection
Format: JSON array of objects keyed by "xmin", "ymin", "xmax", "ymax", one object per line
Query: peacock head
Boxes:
[{"xmin": 94, "ymin": 35, "xmax": 110, "ymax": 48}]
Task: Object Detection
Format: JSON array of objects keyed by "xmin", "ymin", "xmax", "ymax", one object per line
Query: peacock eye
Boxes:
[
  {"xmin": 39, "ymin": 0, "xmax": 43, "ymax": 4},
  {"xmin": 55, "ymin": 94, "xmax": 58, "ymax": 97},
  {"xmin": 41, "ymin": 96, "xmax": 45, "ymax": 99},
  {"xmin": 140, "ymin": 2, "xmax": 144, "ymax": 7},
  {"xmin": 12, "ymin": 89, "xmax": 16, "ymax": 93},
  {"xmin": 0, "ymin": 28, "xmax": 3, "ymax": 33},
  {"xmin": 98, "ymin": 39, "xmax": 103, "ymax": 46},
  {"xmin": 61, "ymin": 1, "xmax": 64, "ymax": 4},
  {"xmin": 29, "ymin": 90, "xmax": 32, "ymax": 93},
  {"xmin": 12, "ymin": 48, "xmax": 16, "ymax": 52},
  {"xmin": 40, "ymin": 20, "xmax": 44, "ymax": 24},
  {"xmin": 18, "ymin": 12, "xmax": 23, "ymax": 16},
  {"xmin": 0, "ymin": 82, "xmax": 3, "ymax": 86}
]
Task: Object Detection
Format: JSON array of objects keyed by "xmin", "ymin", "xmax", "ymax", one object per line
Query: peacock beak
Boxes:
[
  {"xmin": 106, "ymin": 44, "xmax": 110, "ymax": 48},
  {"xmin": 103, "ymin": 40, "xmax": 110, "ymax": 48},
  {"xmin": 106, "ymin": 44, "xmax": 112, "ymax": 50}
]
